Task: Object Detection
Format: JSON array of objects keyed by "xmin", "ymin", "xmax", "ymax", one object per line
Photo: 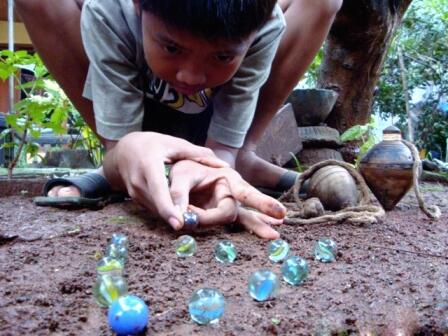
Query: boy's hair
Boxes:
[{"xmin": 140, "ymin": 0, "xmax": 277, "ymax": 42}]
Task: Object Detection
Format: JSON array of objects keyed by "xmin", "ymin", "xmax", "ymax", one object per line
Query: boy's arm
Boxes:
[
  {"xmin": 205, "ymin": 138, "xmax": 239, "ymax": 168},
  {"xmin": 206, "ymin": 5, "xmax": 286, "ymax": 154}
]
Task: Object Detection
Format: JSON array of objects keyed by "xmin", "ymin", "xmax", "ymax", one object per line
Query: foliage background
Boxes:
[{"xmin": 374, "ymin": 0, "xmax": 448, "ymax": 158}]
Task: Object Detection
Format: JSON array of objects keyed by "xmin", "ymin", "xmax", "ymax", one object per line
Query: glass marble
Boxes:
[
  {"xmin": 188, "ymin": 288, "xmax": 225, "ymax": 325},
  {"xmin": 248, "ymin": 269, "xmax": 279, "ymax": 301},
  {"xmin": 214, "ymin": 240, "xmax": 237, "ymax": 263},
  {"xmin": 93, "ymin": 274, "xmax": 128, "ymax": 308},
  {"xmin": 314, "ymin": 238, "xmax": 337, "ymax": 263},
  {"xmin": 106, "ymin": 243, "xmax": 128, "ymax": 264},
  {"xmin": 110, "ymin": 233, "xmax": 128, "ymax": 249},
  {"xmin": 281, "ymin": 256, "xmax": 309, "ymax": 286},
  {"xmin": 183, "ymin": 211, "xmax": 199, "ymax": 230},
  {"xmin": 96, "ymin": 256, "xmax": 124, "ymax": 275},
  {"xmin": 267, "ymin": 239, "xmax": 290, "ymax": 263},
  {"xmin": 108, "ymin": 295, "xmax": 149, "ymax": 335},
  {"xmin": 175, "ymin": 235, "xmax": 197, "ymax": 257}
]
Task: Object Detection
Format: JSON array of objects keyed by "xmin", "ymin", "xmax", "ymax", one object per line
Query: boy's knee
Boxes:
[
  {"xmin": 15, "ymin": 0, "xmax": 83, "ymax": 15},
  {"xmin": 318, "ymin": 0, "xmax": 343, "ymax": 18},
  {"xmin": 15, "ymin": 0, "xmax": 47, "ymax": 15}
]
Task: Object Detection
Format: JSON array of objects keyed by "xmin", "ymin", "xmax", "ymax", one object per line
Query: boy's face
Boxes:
[{"xmin": 138, "ymin": 9, "xmax": 255, "ymax": 95}]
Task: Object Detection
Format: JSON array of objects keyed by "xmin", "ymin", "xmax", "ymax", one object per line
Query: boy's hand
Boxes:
[
  {"xmin": 169, "ymin": 160, "xmax": 286, "ymax": 239},
  {"xmin": 103, "ymin": 132, "xmax": 229, "ymax": 230}
]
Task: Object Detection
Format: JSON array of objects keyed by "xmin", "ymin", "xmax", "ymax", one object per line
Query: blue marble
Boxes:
[
  {"xmin": 108, "ymin": 295, "xmax": 149, "ymax": 335},
  {"xmin": 110, "ymin": 233, "xmax": 128, "ymax": 249},
  {"xmin": 267, "ymin": 239, "xmax": 290, "ymax": 263},
  {"xmin": 183, "ymin": 211, "xmax": 199, "ymax": 230},
  {"xmin": 96, "ymin": 256, "xmax": 124, "ymax": 275},
  {"xmin": 215, "ymin": 240, "xmax": 237, "ymax": 263},
  {"xmin": 248, "ymin": 270, "xmax": 279, "ymax": 301},
  {"xmin": 93, "ymin": 274, "xmax": 128, "ymax": 308},
  {"xmin": 188, "ymin": 288, "xmax": 225, "ymax": 325},
  {"xmin": 314, "ymin": 238, "xmax": 337, "ymax": 263},
  {"xmin": 106, "ymin": 243, "xmax": 128, "ymax": 264},
  {"xmin": 281, "ymin": 256, "xmax": 309, "ymax": 286},
  {"xmin": 175, "ymin": 235, "xmax": 197, "ymax": 257}
]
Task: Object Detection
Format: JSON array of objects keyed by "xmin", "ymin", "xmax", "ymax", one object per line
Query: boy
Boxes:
[{"xmin": 15, "ymin": 0, "xmax": 342, "ymax": 238}]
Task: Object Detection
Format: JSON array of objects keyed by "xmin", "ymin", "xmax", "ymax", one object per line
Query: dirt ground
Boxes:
[{"xmin": 0, "ymin": 179, "xmax": 447, "ymax": 335}]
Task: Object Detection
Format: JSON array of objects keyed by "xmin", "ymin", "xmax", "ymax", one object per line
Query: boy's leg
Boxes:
[
  {"xmin": 14, "ymin": 0, "xmax": 96, "ymax": 131},
  {"xmin": 16, "ymin": 0, "xmax": 98, "ymax": 197},
  {"xmin": 236, "ymin": 0, "xmax": 343, "ymax": 189}
]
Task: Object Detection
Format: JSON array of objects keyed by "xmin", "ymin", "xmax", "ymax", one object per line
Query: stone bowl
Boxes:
[{"xmin": 286, "ymin": 88, "xmax": 338, "ymax": 126}]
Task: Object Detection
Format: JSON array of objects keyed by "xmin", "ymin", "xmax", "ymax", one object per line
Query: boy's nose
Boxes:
[{"xmin": 176, "ymin": 68, "xmax": 206, "ymax": 86}]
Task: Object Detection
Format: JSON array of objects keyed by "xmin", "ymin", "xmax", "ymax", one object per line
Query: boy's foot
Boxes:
[{"xmin": 34, "ymin": 171, "xmax": 126, "ymax": 208}]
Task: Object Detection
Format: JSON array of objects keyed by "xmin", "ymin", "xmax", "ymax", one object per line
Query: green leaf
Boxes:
[
  {"xmin": 26, "ymin": 142, "xmax": 40, "ymax": 156},
  {"xmin": 0, "ymin": 50, "xmax": 14, "ymax": 58},
  {"xmin": 5, "ymin": 114, "xmax": 19, "ymax": 128},
  {"xmin": 0, "ymin": 62, "xmax": 17, "ymax": 81},
  {"xmin": 0, "ymin": 142, "xmax": 18, "ymax": 149},
  {"xmin": 29, "ymin": 128, "xmax": 41, "ymax": 139},
  {"xmin": 340, "ymin": 125, "xmax": 369, "ymax": 142}
]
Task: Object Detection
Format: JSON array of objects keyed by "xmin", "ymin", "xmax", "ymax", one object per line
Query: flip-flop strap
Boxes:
[{"xmin": 275, "ymin": 170, "xmax": 299, "ymax": 191}]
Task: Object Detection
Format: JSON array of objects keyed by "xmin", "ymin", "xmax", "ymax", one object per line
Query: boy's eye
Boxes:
[
  {"xmin": 163, "ymin": 44, "xmax": 180, "ymax": 54},
  {"xmin": 215, "ymin": 54, "xmax": 235, "ymax": 63}
]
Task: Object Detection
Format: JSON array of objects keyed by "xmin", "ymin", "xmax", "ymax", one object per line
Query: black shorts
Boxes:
[{"xmin": 142, "ymin": 98, "xmax": 213, "ymax": 146}]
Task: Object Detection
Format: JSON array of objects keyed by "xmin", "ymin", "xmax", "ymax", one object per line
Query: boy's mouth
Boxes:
[{"xmin": 172, "ymin": 83, "xmax": 202, "ymax": 96}]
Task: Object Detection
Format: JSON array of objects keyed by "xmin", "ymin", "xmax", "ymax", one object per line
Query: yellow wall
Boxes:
[{"xmin": 0, "ymin": 21, "xmax": 31, "ymax": 48}]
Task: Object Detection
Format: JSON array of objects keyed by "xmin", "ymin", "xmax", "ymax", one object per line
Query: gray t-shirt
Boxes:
[{"xmin": 81, "ymin": 0, "xmax": 285, "ymax": 148}]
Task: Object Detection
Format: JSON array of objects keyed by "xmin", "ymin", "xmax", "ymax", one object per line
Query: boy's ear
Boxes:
[{"xmin": 132, "ymin": 0, "xmax": 142, "ymax": 17}]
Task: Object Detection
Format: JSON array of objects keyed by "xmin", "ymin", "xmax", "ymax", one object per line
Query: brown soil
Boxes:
[{"xmin": 0, "ymin": 179, "xmax": 447, "ymax": 335}]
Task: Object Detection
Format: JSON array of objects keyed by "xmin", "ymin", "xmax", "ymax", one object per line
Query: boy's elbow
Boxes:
[{"xmin": 319, "ymin": 0, "xmax": 343, "ymax": 19}]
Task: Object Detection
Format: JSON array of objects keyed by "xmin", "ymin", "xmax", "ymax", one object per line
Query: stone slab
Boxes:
[{"xmin": 255, "ymin": 103, "xmax": 303, "ymax": 166}]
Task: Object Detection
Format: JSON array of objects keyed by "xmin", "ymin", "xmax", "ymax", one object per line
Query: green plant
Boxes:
[
  {"xmin": 289, "ymin": 152, "xmax": 305, "ymax": 172},
  {"xmin": 340, "ymin": 117, "xmax": 380, "ymax": 166},
  {"xmin": 69, "ymin": 109, "xmax": 104, "ymax": 167},
  {"xmin": 0, "ymin": 50, "xmax": 103, "ymax": 177}
]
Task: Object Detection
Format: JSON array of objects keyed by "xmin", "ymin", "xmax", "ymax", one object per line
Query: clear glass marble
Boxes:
[
  {"xmin": 248, "ymin": 269, "xmax": 279, "ymax": 301},
  {"xmin": 106, "ymin": 242, "xmax": 128, "ymax": 263},
  {"xmin": 93, "ymin": 273, "xmax": 128, "ymax": 307},
  {"xmin": 281, "ymin": 256, "xmax": 309, "ymax": 285},
  {"xmin": 175, "ymin": 235, "xmax": 197, "ymax": 257},
  {"xmin": 314, "ymin": 238, "xmax": 337, "ymax": 263},
  {"xmin": 110, "ymin": 233, "xmax": 128, "ymax": 249},
  {"xmin": 267, "ymin": 239, "xmax": 290, "ymax": 263},
  {"xmin": 96, "ymin": 256, "xmax": 124, "ymax": 275},
  {"xmin": 214, "ymin": 240, "xmax": 237, "ymax": 263},
  {"xmin": 188, "ymin": 288, "xmax": 225, "ymax": 325}
]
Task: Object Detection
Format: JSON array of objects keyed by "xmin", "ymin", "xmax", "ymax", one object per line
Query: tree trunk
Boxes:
[{"xmin": 318, "ymin": 0, "xmax": 413, "ymax": 132}]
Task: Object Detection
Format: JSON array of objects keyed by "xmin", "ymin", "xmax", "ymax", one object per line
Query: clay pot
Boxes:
[
  {"xmin": 286, "ymin": 89, "xmax": 338, "ymax": 126},
  {"xmin": 307, "ymin": 165, "xmax": 358, "ymax": 211},
  {"xmin": 359, "ymin": 126, "xmax": 416, "ymax": 211}
]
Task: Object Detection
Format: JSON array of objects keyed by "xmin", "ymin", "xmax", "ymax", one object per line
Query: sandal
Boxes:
[{"xmin": 33, "ymin": 172, "xmax": 127, "ymax": 208}]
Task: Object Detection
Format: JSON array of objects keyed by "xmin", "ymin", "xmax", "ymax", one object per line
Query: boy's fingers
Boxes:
[
  {"xmin": 192, "ymin": 156, "xmax": 230, "ymax": 168},
  {"xmin": 188, "ymin": 196, "xmax": 237, "ymax": 226},
  {"xmin": 172, "ymin": 143, "xmax": 229, "ymax": 168},
  {"xmin": 188, "ymin": 180, "xmax": 237, "ymax": 226},
  {"xmin": 237, "ymin": 207, "xmax": 281, "ymax": 240},
  {"xmin": 169, "ymin": 176, "xmax": 194, "ymax": 215},
  {"xmin": 143, "ymin": 162, "xmax": 183, "ymax": 230},
  {"xmin": 227, "ymin": 179, "xmax": 286, "ymax": 219}
]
